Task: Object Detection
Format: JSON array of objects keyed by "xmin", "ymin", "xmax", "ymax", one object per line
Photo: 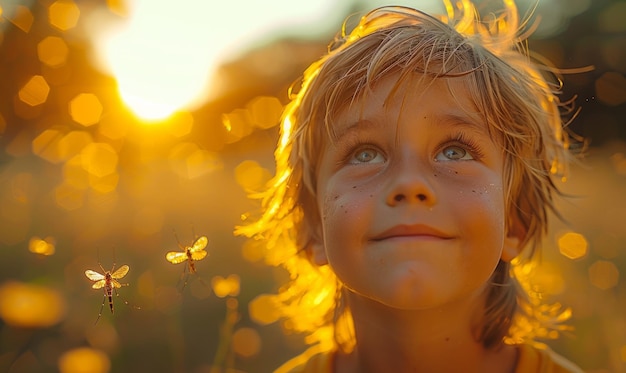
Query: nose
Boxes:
[{"xmin": 385, "ymin": 162, "xmax": 437, "ymax": 207}]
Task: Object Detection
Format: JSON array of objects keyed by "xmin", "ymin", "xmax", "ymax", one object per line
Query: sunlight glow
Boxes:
[
  {"xmin": 86, "ymin": 0, "xmax": 340, "ymax": 122},
  {"xmin": 90, "ymin": 1, "xmax": 215, "ymax": 121}
]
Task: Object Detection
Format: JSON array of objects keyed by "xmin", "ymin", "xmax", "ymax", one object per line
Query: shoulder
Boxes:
[
  {"xmin": 515, "ymin": 343, "xmax": 584, "ymax": 373},
  {"xmin": 274, "ymin": 349, "xmax": 334, "ymax": 373}
]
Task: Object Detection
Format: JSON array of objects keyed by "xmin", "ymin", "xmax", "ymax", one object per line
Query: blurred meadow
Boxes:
[{"xmin": 0, "ymin": 0, "xmax": 624, "ymax": 372}]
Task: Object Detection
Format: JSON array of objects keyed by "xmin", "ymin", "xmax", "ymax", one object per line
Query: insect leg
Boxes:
[
  {"xmin": 180, "ymin": 262, "xmax": 191, "ymax": 291},
  {"xmin": 95, "ymin": 293, "xmax": 106, "ymax": 325},
  {"xmin": 114, "ymin": 287, "xmax": 140, "ymax": 310}
]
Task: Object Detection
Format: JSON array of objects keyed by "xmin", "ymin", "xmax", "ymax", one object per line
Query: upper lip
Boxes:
[{"xmin": 371, "ymin": 224, "xmax": 454, "ymax": 241}]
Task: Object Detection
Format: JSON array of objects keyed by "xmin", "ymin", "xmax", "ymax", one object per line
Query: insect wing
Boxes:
[
  {"xmin": 189, "ymin": 236, "xmax": 208, "ymax": 253},
  {"xmin": 91, "ymin": 280, "xmax": 106, "ymax": 289},
  {"xmin": 111, "ymin": 265, "xmax": 129, "ymax": 280},
  {"xmin": 85, "ymin": 269, "xmax": 105, "ymax": 282},
  {"xmin": 166, "ymin": 251, "xmax": 188, "ymax": 264},
  {"xmin": 191, "ymin": 250, "xmax": 208, "ymax": 261},
  {"xmin": 110, "ymin": 279, "xmax": 124, "ymax": 289}
]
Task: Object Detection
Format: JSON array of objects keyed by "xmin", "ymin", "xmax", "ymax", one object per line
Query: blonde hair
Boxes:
[{"xmin": 237, "ymin": 0, "xmax": 577, "ymax": 354}]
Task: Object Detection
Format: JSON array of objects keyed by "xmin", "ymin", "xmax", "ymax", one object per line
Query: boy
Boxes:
[{"xmin": 238, "ymin": 1, "xmax": 583, "ymax": 372}]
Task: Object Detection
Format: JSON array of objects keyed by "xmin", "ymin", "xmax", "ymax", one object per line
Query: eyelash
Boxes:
[
  {"xmin": 336, "ymin": 135, "xmax": 384, "ymax": 166},
  {"xmin": 335, "ymin": 131, "xmax": 485, "ymax": 165},
  {"xmin": 439, "ymin": 132, "xmax": 485, "ymax": 161}
]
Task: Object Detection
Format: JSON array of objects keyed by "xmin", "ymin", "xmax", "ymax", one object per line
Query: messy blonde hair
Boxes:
[{"xmin": 237, "ymin": 0, "xmax": 577, "ymax": 356}]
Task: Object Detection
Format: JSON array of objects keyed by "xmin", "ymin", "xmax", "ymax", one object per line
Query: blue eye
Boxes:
[
  {"xmin": 350, "ymin": 147, "xmax": 385, "ymax": 164},
  {"xmin": 436, "ymin": 145, "xmax": 474, "ymax": 161}
]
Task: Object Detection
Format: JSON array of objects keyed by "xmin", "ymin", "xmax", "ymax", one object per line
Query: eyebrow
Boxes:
[
  {"xmin": 333, "ymin": 119, "xmax": 385, "ymax": 139},
  {"xmin": 333, "ymin": 111, "xmax": 488, "ymax": 142},
  {"xmin": 439, "ymin": 112, "xmax": 489, "ymax": 135}
]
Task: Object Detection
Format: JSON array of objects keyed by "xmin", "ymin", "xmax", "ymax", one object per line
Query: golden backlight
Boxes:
[
  {"xmin": 86, "ymin": 0, "xmax": 343, "ymax": 122},
  {"xmin": 87, "ymin": 1, "xmax": 224, "ymax": 121}
]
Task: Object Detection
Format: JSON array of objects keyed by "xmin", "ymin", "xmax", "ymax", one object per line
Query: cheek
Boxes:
[
  {"xmin": 447, "ymin": 178, "xmax": 506, "ymax": 237},
  {"xmin": 461, "ymin": 182, "xmax": 507, "ymax": 250},
  {"xmin": 318, "ymin": 181, "xmax": 375, "ymax": 241},
  {"xmin": 320, "ymin": 190, "xmax": 361, "ymax": 228}
]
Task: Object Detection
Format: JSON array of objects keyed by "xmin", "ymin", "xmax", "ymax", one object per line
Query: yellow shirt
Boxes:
[{"xmin": 277, "ymin": 344, "xmax": 583, "ymax": 373}]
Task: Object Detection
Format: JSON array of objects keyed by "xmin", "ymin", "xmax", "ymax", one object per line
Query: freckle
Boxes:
[
  {"xmin": 472, "ymin": 190, "xmax": 476, "ymax": 193},
  {"xmin": 445, "ymin": 337, "xmax": 450, "ymax": 342},
  {"xmin": 352, "ymin": 186, "xmax": 357, "ymax": 189},
  {"xmin": 454, "ymin": 171, "xmax": 458, "ymax": 174}
]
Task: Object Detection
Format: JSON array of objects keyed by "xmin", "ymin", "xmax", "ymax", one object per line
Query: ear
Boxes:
[
  {"xmin": 501, "ymin": 234, "xmax": 521, "ymax": 262},
  {"xmin": 311, "ymin": 240, "xmax": 329, "ymax": 266},
  {"xmin": 501, "ymin": 218, "xmax": 526, "ymax": 263}
]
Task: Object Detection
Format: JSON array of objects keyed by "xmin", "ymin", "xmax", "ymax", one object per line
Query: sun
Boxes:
[{"xmin": 85, "ymin": 0, "xmax": 345, "ymax": 122}]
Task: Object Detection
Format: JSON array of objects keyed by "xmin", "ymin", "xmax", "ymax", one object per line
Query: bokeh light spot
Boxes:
[
  {"xmin": 19, "ymin": 75, "xmax": 50, "ymax": 106},
  {"xmin": 137, "ymin": 271, "xmax": 155, "ymax": 299},
  {"xmin": 80, "ymin": 143, "xmax": 118, "ymax": 178},
  {"xmin": 0, "ymin": 281, "xmax": 66, "ymax": 327},
  {"xmin": 241, "ymin": 239, "xmax": 264, "ymax": 262},
  {"xmin": 597, "ymin": 1, "xmax": 626, "ymax": 33},
  {"xmin": 58, "ymin": 347, "xmax": 110, "ymax": 373},
  {"xmin": 32, "ymin": 129, "xmax": 64, "ymax": 163},
  {"xmin": 234, "ymin": 160, "xmax": 271, "ymax": 192},
  {"xmin": 246, "ymin": 96, "xmax": 283, "ymax": 129},
  {"xmin": 222, "ymin": 109, "xmax": 253, "ymax": 143},
  {"xmin": 595, "ymin": 72, "xmax": 626, "ymax": 107},
  {"xmin": 11, "ymin": 172, "xmax": 34, "ymax": 204},
  {"xmin": 557, "ymin": 231, "xmax": 588, "ymax": 260},
  {"xmin": 85, "ymin": 323, "xmax": 120, "ymax": 353},
  {"xmin": 168, "ymin": 142, "xmax": 223, "ymax": 179},
  {"xmin": 48, "ymin": 0, "xmax": 81, "ymax": 31},
  {"xmin": 29, "ymin": 236, "xmax": 56, "ymax": 256},
  {"xmin": 70, "ymin": 93, "xmax": 103, "ymax": 126},
  {"xmin": 588, "ymin": 260, "xmax": 620, "ymax": 290},
  {"xmin": 1, "ymin": 185, "xmax": 30, "ymax": 223},
  {"xmin": 37, "ymin": 36, "xmax": 69, "ymax": 68},
  {"xmin": 211, "ymin": 274, "xmax": 240, "ymax": 298},
  {"xmin": 610, "ymin": 152, "xmax": 626, "ymax": 175},
  {"xmin": 167, "ymin": 110, "xmax": 194, "ymax": 138},
  {"xmin": 105, "ymin": 0, "xmax": 129, "ymax": 17},
  {"xmin": 98, "ymin": 115, "xmax": 127, "ymax": 140},
  {"xmin": 248, "ymin": 294, "xmax": 281, "ymax": 325},
  {"xmin": 89, "ymin": 172, "xmax": 119, "ymax": 194},
  {"xmin": 185, "ymin": 148, "xmax": 221, "ymax": 179},
  {"xmin": 55, "ymin": 183, "xmax": 85, "ymax": 210},
  {"xmin": 232, "ymin": 327, "xmax": 261, "ymax": 358},
  {"xmin": 531, "ymin": 262, "xmax": 566, "ymax": 295},
  {"xmin": 0, "ymin": 178, "xmax": 31, "ymax": 245},
  {"xmin": 64, "ymin": 155, "xmax": 90, "ymax": 189},
  {"xmin": 7, "ymin": 5, "xmax": 33, "ymax": 33},
  {"xmin": 59, "ymin": 130, "xmax": 93, "ymax": 160}
]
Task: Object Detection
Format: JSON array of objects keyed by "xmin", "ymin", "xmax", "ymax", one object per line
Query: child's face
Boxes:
[{"xmin": 312, "ymin": 73, "xmax": 519, "ymax": 311}]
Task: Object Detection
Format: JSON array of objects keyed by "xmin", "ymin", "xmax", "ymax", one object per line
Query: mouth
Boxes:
[{"xmin": 371, "ymin": 224, "xmax": 455, "ymax": 241}]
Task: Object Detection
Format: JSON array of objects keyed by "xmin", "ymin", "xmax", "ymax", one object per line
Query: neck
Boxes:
[{"xmin": 335, "ymin": 292, "xmax": 517, "ymax": 373}]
